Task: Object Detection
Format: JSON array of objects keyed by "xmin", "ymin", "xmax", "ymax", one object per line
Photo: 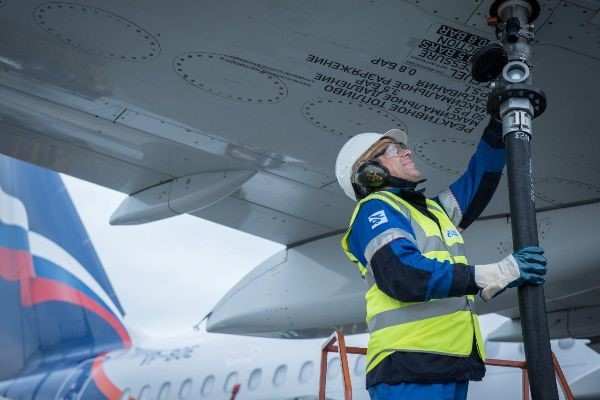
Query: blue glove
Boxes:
[
  {"xmin": 507, "ymin": 246, "xmax": 547, "ymax": 287},
  {"xmin": 474, "ymin": 245, "xmax": 547, "ymax": 301}
]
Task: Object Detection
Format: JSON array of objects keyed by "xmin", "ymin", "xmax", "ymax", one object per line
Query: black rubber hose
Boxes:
[{"xmin": 505, "ymin": 132, "xmax": 559, "ymax": 400}]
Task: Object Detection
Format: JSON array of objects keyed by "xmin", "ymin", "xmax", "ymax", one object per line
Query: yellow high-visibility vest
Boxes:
[{"xmin": 341, "ymin": 191, "xmax": 485, "ymax": 373}]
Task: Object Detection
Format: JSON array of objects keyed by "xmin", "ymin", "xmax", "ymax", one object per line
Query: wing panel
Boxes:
[
  {"xmin": 191, "ymin": 195, "xmax": 335, "ymax": 245},
  {"xmin": 0, "ymin": 122, "xmax": 170, "ymax": 194},
  {"xmin": 0, "ymin": 0, "xmax": 599, "ymax": 245}
]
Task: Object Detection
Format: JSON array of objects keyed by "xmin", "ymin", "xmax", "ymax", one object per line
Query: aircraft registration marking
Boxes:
[{"xmin": 140, "ymin": 345, "xmax": 199, "ymax": 366}]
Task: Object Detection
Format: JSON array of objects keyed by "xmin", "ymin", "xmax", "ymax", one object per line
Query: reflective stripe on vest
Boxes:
[
  {"xmin": 364, "ymin": 228, "xmax": 415, "ymax": 263},
  {"xmin": 436, "ymin": 188, "xmax": 463, "ymax": 228},
  {"xmin": 362, "ymin": 228, "xmax": 465, "ymax": 280},
  {"xmin": 368, "ymin": 296, "xmax": 475, "ymax": 333},
  {"xmin": 363, "ymin": 192, "xmax": 467, "ymax": 265}
]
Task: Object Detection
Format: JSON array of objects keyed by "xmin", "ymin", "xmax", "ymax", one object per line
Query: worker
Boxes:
[{"xmin": 336, "ymin": 118, "xmax": 547, "ymax": 400}]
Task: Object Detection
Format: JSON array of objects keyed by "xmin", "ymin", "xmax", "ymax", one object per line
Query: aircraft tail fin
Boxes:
[{"xmin": 0, "ymin": 155, "xmax": 131, "ymax": 380}]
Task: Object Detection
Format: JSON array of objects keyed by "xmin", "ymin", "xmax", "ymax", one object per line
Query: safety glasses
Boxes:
[{"xmin": 370, "ymin": 142, "xmax": 408, "ymax": 160}]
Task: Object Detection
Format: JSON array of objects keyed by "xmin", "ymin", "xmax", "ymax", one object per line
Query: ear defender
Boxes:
[{"xmin": 355, "ymin": 161, "xmax": 389, "ymax": 188}]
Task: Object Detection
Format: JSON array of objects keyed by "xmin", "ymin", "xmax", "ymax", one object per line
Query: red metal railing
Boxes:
[
  {"xmin": 230, "ymin": 383, "xmax": 241, "ymax": 400},
  {"xmin": 318, "ymin": 330, "xmax": 574, "ymax": 400}
]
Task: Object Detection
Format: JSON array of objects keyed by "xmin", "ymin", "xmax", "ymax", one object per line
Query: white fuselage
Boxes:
[{"xmin": 98, "ymin": 328, "xmax": 600, "ymax": 400}]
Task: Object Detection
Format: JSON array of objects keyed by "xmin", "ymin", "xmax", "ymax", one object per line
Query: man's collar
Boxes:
[
  {"xmin": 386, "ymin": 186, "xmax": 426, "ymax": 196},
  {"xmin": 385, "ymin": 177, "xmax": 427, "ymax": 193}
]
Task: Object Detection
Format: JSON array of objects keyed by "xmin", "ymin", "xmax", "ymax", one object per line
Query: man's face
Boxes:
[{"xmin": 369, "ymin": 139, "xmax": 422, "ymax": 183}]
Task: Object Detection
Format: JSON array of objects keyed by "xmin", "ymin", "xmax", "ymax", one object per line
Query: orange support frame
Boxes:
[
  {"xmin": 318, "ymin": 330, "xmax": 574, "ymax": 400},
  {"xmin": 229, "ymin": 383, "xmax": 241, "ymax": 400}
]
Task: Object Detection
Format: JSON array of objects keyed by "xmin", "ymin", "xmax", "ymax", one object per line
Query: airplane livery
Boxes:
[{"xmin": 0, "ymin": 155, "xmax": 131, "ymax": 398}]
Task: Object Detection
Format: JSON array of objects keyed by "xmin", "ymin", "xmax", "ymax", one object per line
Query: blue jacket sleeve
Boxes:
[
  {"xmin": 434, "ymin": 118, "xmax": 505, "ymax": 230},
  {"xmin": 347, "ymin": 199, "xmax": 479, "ymax": 302}
]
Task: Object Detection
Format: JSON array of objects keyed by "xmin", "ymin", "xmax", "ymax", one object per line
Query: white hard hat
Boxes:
[{"xmin": 335, "ymin": 129, "xmax": 408, "ymax": 201}]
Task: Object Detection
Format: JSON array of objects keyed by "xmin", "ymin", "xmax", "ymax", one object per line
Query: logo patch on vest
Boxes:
[
  {"xmin": 368, "ymin": 210, "xmax": 388, "ymax": 230},
  {"xmin": 446, "ymin": 228, "xmax": 460, "ymax": 238}
]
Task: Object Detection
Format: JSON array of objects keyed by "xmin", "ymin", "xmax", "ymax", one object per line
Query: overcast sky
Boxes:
[{"xmin": 62, "ymin": 174, "xmax": 284, "ymax": 338}]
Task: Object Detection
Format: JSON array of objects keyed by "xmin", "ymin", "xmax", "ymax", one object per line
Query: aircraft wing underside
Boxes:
[{"xmin": 0, "ymin": 0, "xmax": 599, "ymax": 245}]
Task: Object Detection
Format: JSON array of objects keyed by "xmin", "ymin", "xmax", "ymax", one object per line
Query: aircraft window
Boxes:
[
  {"xmin": 119, "ymin": 389, "xmax": 131, "ymax": 400},
  {"xmin": 248, "ymin": 368, "xmax": 262, "ymax": 390},
  {"xmin": 327, "ymin": 357, "xmax": 340, "ymax": 380},
  {"xmin": 158, "ymin": 382, "xmax": 171, "ymax": 400},
  {"xmin": 138, "ymin": 384, "xmax": 151, "ymax": 400},
  {"xmin": 200, "ymin": 375, "xmax": 215, "ymax": 397},
  {"xmin": 354, "ymin": 355, "xmax": 366, "ymax": 375},
  {"xmin": 273, "ymin": 364, "xmax": 287, "ymax": 387},
  {"xmin": 224, "ymin": 372, "xmax": 239, "ymax": 393},
  {"xmin": 299, "ymin": 361, "xmax": 314, "ymax": 384},
  {"xmin": 178, "ymin": 378, "xmax": 193, "ymax": 399},
  {"xmin": 558, "ymin": 338, "xmax": 575, "ymax": 350}
]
